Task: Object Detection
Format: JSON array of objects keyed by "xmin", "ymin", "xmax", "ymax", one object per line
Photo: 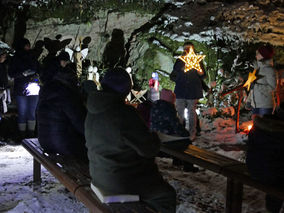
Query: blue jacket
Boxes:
[{"xmin": 170, "ymin": 58, "xmax": 205, "ymax": 99}]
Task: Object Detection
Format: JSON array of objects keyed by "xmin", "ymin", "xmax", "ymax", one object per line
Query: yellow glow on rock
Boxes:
[{"xmin": 179, "ymin": 46, "xmax": 205, "ymax": 73}]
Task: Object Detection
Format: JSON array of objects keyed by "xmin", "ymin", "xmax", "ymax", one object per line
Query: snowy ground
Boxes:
[{"xmin": 0, "ymin": 116, "xmax": 267, "ymax": 213}]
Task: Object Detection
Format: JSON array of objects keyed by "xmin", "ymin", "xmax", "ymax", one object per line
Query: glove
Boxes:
[{"xmin": 23, "ymin": 69, "xmax": 36, "ymax": 77}]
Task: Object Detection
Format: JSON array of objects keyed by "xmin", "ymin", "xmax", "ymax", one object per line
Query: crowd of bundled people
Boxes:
[{"xmin": 0, "ymin": 35, "xmax": 283, "ymax": 213}]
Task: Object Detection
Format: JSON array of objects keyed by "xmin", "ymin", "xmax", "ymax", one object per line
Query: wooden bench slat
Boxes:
[
  {"xmin": 160, "ymin": 144, "xmax": 284, "ymax": 201},
  {"xmin": 74, "ymin": 186, "xmax": 112, "ymax": 213},
  {"xmin": 23, "ymin": 139, "xmax": 81, "ymax": 194},
  {"xmin": 22, "ymin": 139, "xmax": 111, "ymax": 212},
  {"xmin": 186, "ymin": 145, "xmax": 241, "ymax": 165},
  {"xmin": 185, "ymin": 146, "xmax": 241, "ymax": 167},
  {"xmin": 22, "ymin": 138, "xmax": 157, "ymax": 213},
  {"xmin": 161, "ymin": 145, "xmax": 243, "ymax": 175}
]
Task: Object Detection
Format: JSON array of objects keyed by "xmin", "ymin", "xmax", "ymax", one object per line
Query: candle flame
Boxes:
[{"xmin": 247, "ymin": 125, "xmax": 252, "ymax": 131}]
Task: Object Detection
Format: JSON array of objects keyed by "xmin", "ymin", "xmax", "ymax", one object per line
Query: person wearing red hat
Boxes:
[
  {"xmin": 246, "ymin": 47, "xmax": 283, "ymax": 213},
  {"xmin": 247, "ymin": 45, "xmax": 277, "ymax": 118}
]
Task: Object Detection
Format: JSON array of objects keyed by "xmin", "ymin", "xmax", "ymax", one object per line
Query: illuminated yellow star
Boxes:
[
  {"xmin": 179, "ymin": 46, "xmax": 206, "ymax": 73},
  {"xmin": 243, "ymin": 69, "xmax": 257, "ymax": 91}
]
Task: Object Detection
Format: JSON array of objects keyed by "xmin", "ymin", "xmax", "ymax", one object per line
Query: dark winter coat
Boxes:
[
  {"xmin": 151, "ymin": 100, "xmax": 189, "ymax": 137},
  {"xmin": 85, "ymin": 91, "xmax": 163, "ymax": 194},
  {"xmin": 40, "ymin": 56, "xmax": 61, "ymax": 84},
  {"xmin": 0, "ymin": 62, "xmax": 8, "ymax": 89},
  {"xmin": 37, "ymin": 70, "xmax": 87, "ymax": 160},
  {"xmin": 8, "ymin": 50, "xmax": 39, "ymax": 96},
  {"xmin": 247, "ymin": 115, "xmax": 284, "ymax": 186},
  {"xmin": 41, "ymin": 56, "xmax": 78, "ymax": 85},
  {"xmin": 170, "ymin": 58, "xmax": 205, "ymax": 99}
]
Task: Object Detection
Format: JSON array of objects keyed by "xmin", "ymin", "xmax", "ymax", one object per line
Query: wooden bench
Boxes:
[
  {"xmin": 22, "ymin": 138, "xmax": 156, "ymax": 213},
  {"xmin": 160, "ymin": 144, "xmax": 284, "ymax": 213}
]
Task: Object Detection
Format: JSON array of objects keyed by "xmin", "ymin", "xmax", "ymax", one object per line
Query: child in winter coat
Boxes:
[
  {"xmin": 150, "ymin": 88, "xmax": 199, "ymax": 172},
  {"xmin": 247, "ymin": 45, "xmax": 277, "ymax": 119}
]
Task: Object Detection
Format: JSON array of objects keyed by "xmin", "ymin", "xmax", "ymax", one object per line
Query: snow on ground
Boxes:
[
  {"xmin": 0, "ymin": 116, "xmax": 267, "ymax": 213},
  {"xmin": 0, "ymin": 145, "xmax": 87, "ymax": 213}
]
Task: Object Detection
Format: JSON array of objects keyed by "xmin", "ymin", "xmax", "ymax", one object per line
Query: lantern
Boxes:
[{"xmin": 179, "ymin": 46, "xmax": 205, "ymax": 73}]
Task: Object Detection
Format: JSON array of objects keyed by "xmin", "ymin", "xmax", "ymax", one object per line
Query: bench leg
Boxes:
[
  {"xmin": 226, "ymin": 178, "xmax": 243, "ymax": 213},
  {"xmin": 33, "ymin": 158, "xmax": 41, "ymax": 183}
]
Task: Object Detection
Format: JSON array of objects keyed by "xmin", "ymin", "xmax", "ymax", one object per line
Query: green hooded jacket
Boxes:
[{"xmin": 85, "ymin": 91, "xmax": 162, "ymax": 194}]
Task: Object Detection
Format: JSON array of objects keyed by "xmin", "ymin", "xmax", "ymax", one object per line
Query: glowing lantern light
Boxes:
[
  {"xmin": 26, "ymin": 82, "xmax": 40, "ymax": 96},
  {"xmin": 179, "ymin": 46, "xmax": 205, "ymax": 73},
  {"xmin": 247, "ymin": 124, "xmax": 253, "ymax": 131},
  {"xmin": 243, "ymin": 69, "xmax": 257, "ymax": 91},
  {"xmin": 240, "ymin": 120, "xmax": 253, "ymax": 134}
]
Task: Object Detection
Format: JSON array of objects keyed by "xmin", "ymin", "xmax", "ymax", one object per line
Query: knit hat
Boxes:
[
  {"xmin": 258, "ymin": 46, "xmax": 274, "ymax": 60},
  {"xmin": 160, "ymin": 89, "xmax": 176, "ymax": 104},
  {"xmin": 101, "ymin": 67, "xmax": 132, "ymax": 96},
  {"xmin": 15, "ymin": 38, "xmax": 30, "ymax": 51},
  {"xmin": 57, "ymin": 51, "xmax": 70, "ymax": 61}
]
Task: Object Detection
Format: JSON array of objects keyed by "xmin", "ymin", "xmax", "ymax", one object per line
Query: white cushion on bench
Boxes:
[{"xmin": 91, "ymin": 183, "xmax": 140, "ymax": 204}]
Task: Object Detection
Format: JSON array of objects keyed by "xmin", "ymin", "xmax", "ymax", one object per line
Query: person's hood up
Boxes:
[{"xmin": 87, "ymin": 91, "xmax": 124, "ymax": 114}]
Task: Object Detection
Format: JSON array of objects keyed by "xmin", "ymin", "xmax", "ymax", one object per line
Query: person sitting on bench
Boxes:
[
  {"xmin": 85, "ymin": 67, "xmax": 176, "ymax": 213},
  {"xmin": 37, "ymin": 52, "xmax": 88, "ymax": 161},
  {"xmin": 246, "ymin": 102, "xmax": 284, "ymax": 213},
  {"xmin": 150, "ymin": 88, "xmax": 199, "ymax": 172}
]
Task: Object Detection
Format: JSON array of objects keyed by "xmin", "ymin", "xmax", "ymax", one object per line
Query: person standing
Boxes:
[
  {"xmin": 170, "ymin": 42, "xmax": 206, "ymax": 141},
  {"xmin": 247, "ymin": 45, "xmax": 276, "ymax": 119},
  {"xmin": 148, "ymin": 72, "xmax": 160, "ymax": 102},
  {"xmin": 0, "ymin": 49, "xmax": 8, "ymax": 121},
  {"xmin": 102, "ymin": 29, "xmax": 126, "ymax": 69},
  {"xmin": 8, "ymin": 38, "xmax": 40, "ymax": 139}
]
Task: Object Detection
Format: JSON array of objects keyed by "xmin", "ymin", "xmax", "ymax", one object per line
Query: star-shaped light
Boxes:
[
  {"xmin": 243, "ymin": 69, "xmax": 257, "ymax": 91},
  {"xmin": 179, "ymin": 46, "xmax": 206, "ymax": 73}
]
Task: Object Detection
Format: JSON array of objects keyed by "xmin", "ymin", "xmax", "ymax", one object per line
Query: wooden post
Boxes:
[
  {"xmin": 33, "ymin": 158, "xmax": 41, "ymax": 183},
  {"xmin": 235, "ymin": 90, "xmax": 243, "ymax": 133},
  {"xmin": 226, "ymin": 178, "xmax": 243, "ymax": 213}
]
